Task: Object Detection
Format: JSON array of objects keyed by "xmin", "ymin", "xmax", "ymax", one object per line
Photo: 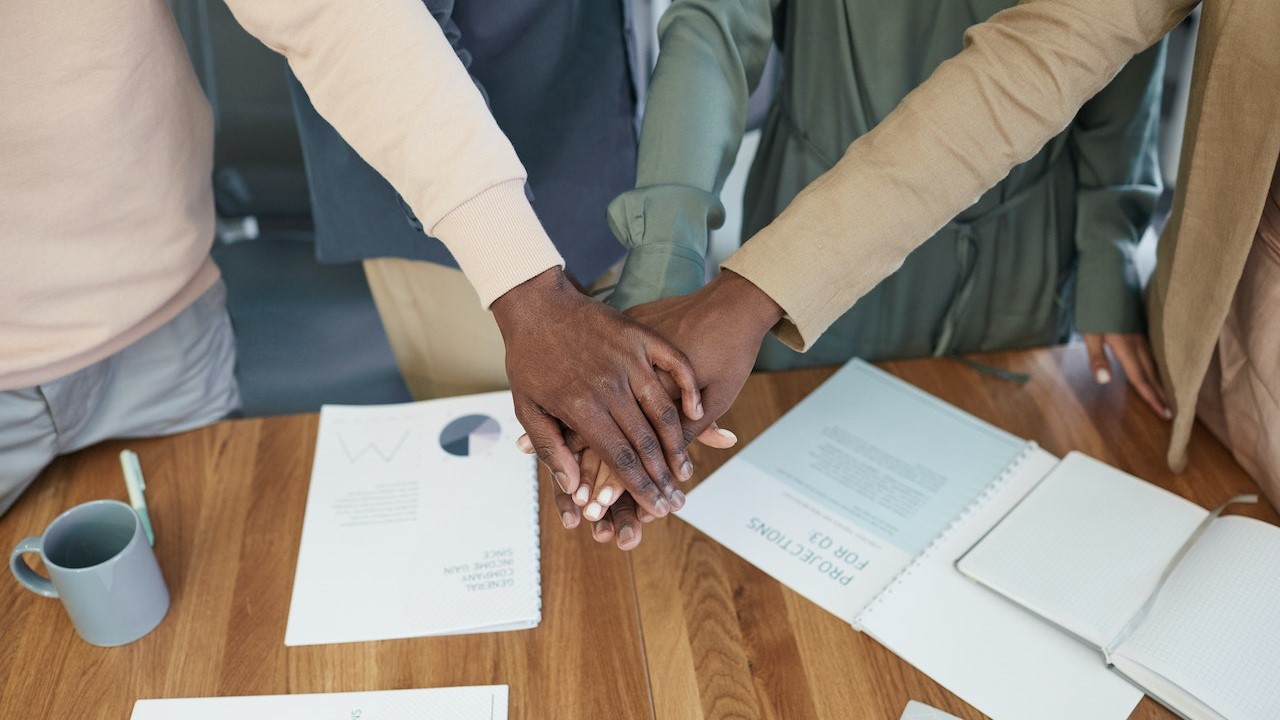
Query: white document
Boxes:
[
  {"xmin": 899, "ymin": 700, "xmax": 962, "ymax": 719},
  {"xmin": 285, "ymin": 392, "xmax": 540, "ymax": 646},
  {"xmin": 680, "ymin": 360, "xmax": 1031, "ymax": 622},
  {"xmin": 130, "ymin": 685, "xmax": 508, "ymax": 719}
]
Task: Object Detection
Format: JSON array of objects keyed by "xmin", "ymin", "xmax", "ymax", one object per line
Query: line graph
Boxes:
[{"xmin": 337, "ymin": 429, "xmax": 411, "ymax": 464}]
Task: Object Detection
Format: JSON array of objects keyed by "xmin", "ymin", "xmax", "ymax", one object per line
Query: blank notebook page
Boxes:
[
  {"xmin": 957, "ymin": 452, "xmax": 1207, "ymax": 647},
  {"xmin": 1114, "ymin": 516, "xmax": 1280, "ymax": 720}
]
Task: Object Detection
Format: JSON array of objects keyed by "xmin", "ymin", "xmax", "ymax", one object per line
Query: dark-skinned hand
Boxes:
[
  {"xmin": 556, "ymin": 425, "xmax": 739, "ymax": 551},
  {"xmin": 492, "ymin": 267, "xmax": 704, "ymax": 519}
]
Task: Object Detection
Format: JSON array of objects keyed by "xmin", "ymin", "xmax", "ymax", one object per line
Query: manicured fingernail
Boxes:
[
  {"xmin": 716, "ymin": 428, "xmax": 738, "ymax": 444},
  {"xmin": 585, "ymin": 503, "xmax": 603, "ymax": 521},
  {"xmin": 618, "ymin": 526, "xmax": 637, "ymax": 547},
  {"xmin": 670, "ymin": 489, "xmax": 686, "ymax": 511},
  {"xmin": 516, "ymin": 435, "xmax": 534, "ymax": 453},
  {"xmin": 597, "ymin": 487, "xmax": 615, "ymax": 505},
  {"xmin": 679, "ymin": 460, "xmax": 693, "ymax": 481},
  {"xmin": 574, "ymin": 485, "xmax": 590, "ymax": 505},
  {"xmin": 653, "ymin": 497, "xmax": 671, "ymax": 516},
  {"xmin": 695, "ymin": 402, "xmax": 704, "ymax": 419},
  {"xmin": 561, "ymin": 511, "xmax": 575, "ymax": 528},
  {"xmin": 553, "ymin": 471, "xmax": 571, "ymax": 492},
  {"xmin": 1163, "ymin": 407, "xmax": 1173, "ymax": 420},
  {"xmin": 1095, "ymin": 368, "xmax": 1112, "ymax": 384}
]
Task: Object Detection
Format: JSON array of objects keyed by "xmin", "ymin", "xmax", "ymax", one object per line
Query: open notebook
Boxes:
[
  {"xmin": 957, "ymin": 453, "xmax": 1280, "ymax": 720},
  {"xmin": 284, "ymin": 391, "xmax": 540, "ymax": 646},
  {"xmin": 679, "ymin": 360, "xmax": 1142, "ymax": 719}
]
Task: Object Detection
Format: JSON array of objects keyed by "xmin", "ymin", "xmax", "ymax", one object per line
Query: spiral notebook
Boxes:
[
  {"xmin": 284, "ymin": 391, "xmax": 540, "ymax": 646},
  {"xmin": 679, "ymin": 360, "xmax": 1143, "ymax": 719},
  {"xmin": 957, "ymin": 452, "xmax": 1280, "ymax": 720}
]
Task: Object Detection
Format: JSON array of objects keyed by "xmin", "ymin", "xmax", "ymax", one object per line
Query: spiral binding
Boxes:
[
  {"xmin": 526, "ymin": 450, "xmax": 543, "ymax": 622},
  {"xmin": 853, "ymin": 441, "xmax": 1040, "ymax": 630}
]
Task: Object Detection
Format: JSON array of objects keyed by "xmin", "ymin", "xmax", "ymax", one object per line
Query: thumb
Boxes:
[{"xmin": 516, "ymin": 406, "xmax": 580, "ymax": 495}]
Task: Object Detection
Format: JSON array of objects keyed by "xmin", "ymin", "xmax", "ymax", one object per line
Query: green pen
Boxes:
[{"xmin": 119, "ymin": 449, "xmax": 155, "ymax": 546}]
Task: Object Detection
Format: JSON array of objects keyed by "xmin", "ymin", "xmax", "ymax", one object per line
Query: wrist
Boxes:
[
  {"xmin": 491, "ymin": 267, "xmax": 576, "ymax": 333},
  {"xmin": 702, "ymin": 270, "xmax": 784, "ymax": 337}
]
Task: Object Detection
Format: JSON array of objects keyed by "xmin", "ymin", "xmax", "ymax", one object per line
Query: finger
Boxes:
[
  {"xmin": 591, "ymin": 513, "xmax": 615, "ymax": 544},
  {"xmin": 554, "ymin": 484, "xmax": 581, "ymax": 529},
  {"xmin": 1130, "ymin": 337, "xmax": 1172, "ymax": 415},
  {"xmin": 586, "ymin": 465, "xmax": 625, "ymax": 522},
  {"xmin": 579, "ymin": 452, "xmax": 605, "ymax": 511},
  {"xmin": 696, "ymin": 423, "xmax": 738, "ymax": 450},
  {"xmin": 645, "ymin": 336, "xmax": 703, "ymax": 421},
  {"xmin": 610, "ymin": 400, "xmax": 684, "ymax": 512},
  {"xmin": 675, "ymin": 383, "xmax": 740, "ymax": 444},
  {"xmin": 610, "ymin": 494, "xmax": 643, "ymax": 551},
  {"xmin": 562, "ymin": 427, "xmax": 587, "ymax": 454},
  {"xmin": 632, "ymin": 373, "xmax": 694, "ymax": 482},
  {"xmin": 577, "ymin": 420, "xmax": 670, "ymax": 518},
  {"xmin": 1083, "ymin": 334, "xmax": 1112, "ymax": 384},
  {"xmin": 515, "ymin": 405, "xmax": 580, "ymax": 495},
  {"xmin": 1109, "ymin": 337, "xmax": 1171, "ymax": 419},
  {"xmin": 516, "ymin": 434, "xmax": 534, "ymax": 454}
]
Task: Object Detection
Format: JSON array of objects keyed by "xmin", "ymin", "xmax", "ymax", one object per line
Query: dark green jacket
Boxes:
[{"xmin": 609, "ymin": 0, "xmax": 1164, "ymax": 368}]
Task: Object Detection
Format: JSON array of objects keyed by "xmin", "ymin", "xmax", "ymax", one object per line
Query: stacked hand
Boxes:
[
  {"xmin": 555, "ymin": 424, "xmax": 738, "ymax": 550},
  {"xmin": 493, "ymin": 268, "xmax": 711, "ymax": 520},
  {"xmin": 509, "ymin": 269, "xmax": 785, "ymax": 550}
]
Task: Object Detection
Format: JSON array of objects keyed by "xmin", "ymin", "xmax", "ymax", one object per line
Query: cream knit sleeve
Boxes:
[{"xmin": 224, "ymin": 0, "xmax": 563, "ymax": 307}]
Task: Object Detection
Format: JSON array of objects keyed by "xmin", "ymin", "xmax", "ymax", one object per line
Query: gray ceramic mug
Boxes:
[{"xmin": 9, "ymin": 499, "xmax": 170, "ymax": 647}]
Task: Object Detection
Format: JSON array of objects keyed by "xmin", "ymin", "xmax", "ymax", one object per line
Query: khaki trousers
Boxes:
[
  {"xmin": 0, "ymin": 280, "xmax": 239, "ymax": 516},
  {"xmin": 364, "ymin": 259, "xmax": 620, "ymax": 400}
]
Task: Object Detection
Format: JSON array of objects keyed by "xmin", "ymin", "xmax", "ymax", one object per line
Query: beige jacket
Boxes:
[{"xmin": 721, "ymin": 0, "xmax": 1280, "ymax": 471}]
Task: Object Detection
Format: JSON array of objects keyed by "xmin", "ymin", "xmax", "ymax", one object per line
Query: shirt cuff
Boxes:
[
  {"xmin": 429, "ymin": 178, "xmax": 565, "ymax": 308},
  {"xmin": 609, "ymin": 243, "xmax": 707, "ymax": 310},
  {"xmin": 720, "ymin": 243, "xmax": 834, "ymax": 353},
  {"xmin": 1073, "ymin": 244, "xmax": 1146, "ymax": 334}
]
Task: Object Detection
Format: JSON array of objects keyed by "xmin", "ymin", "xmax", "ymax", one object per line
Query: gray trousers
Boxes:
[{"xmin": 0, "ymin": 280, "xmax": 240, "ymax": 515}]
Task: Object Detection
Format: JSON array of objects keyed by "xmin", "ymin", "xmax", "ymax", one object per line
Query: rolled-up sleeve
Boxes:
[
  {"xmin": 607, "ymin": 0, "xmax": 777, "ymax": 310},
  {"xmin": 1070, "ymin": 40, "xmax": 1166, "ymax": 334}
]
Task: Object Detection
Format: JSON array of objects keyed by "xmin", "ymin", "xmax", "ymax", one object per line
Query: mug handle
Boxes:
[{"xmin": 10, "ymin": 536, "xmax": 58, "ymax": 598}]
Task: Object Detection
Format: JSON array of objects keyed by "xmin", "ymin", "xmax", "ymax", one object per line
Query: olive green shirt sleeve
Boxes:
[
  {"xmin": 1070, "ymin": 39, "xmax": 1167, "ymax": 335},
  {"xmin": 606, "ymin": 0, "xmax": 778, "ymax": 311},
  {"xmin": 720, "ymin": 0, "xmax": 1196, "ymax": 351}
]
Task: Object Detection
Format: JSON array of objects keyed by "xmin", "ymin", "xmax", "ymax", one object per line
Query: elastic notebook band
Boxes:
[{"xmin": 1102, "ymin": 494, "xmax": 1258, "ymax": 665}]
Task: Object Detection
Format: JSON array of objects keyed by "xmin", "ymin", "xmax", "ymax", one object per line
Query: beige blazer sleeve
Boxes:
[
  {"xmin": 720, "ymin": 0, "xmax": 1196, "ymax": 350},
  {"xmin": 223, "ymin": 0, "xmax": 563, "ymax": 307}
]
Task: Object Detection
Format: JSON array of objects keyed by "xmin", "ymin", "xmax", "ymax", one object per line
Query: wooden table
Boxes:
[{"xmin": 2, "ymin": 346, "xmax": 1273, "ymax": 719}]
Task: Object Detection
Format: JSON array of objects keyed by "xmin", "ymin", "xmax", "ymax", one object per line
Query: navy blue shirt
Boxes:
[{"xmin": 289, "ymin": 0, "xmax": 637, "ymax": 284}]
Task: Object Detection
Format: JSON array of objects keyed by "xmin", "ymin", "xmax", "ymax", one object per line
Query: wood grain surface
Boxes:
[{"xmin": 1, "ymin": 345, "xmax": 1272, "ymax": 719}]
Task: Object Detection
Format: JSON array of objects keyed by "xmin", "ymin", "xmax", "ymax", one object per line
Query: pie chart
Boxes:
[{"xmin": 439, "ymin": 414, "xmax": 502, "ymax": 457}]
